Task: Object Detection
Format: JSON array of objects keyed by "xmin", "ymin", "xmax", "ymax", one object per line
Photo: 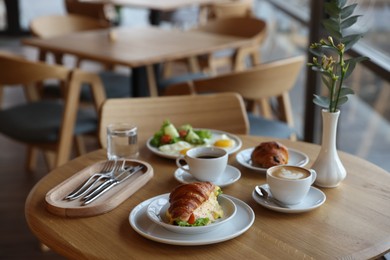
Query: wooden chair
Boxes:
[
  {"xmin": 99, "ymin": 93, "xmax": 249, "ymax": 147},
  {"xmin": 200, "ymin": 0, "xmax": 254, "ymax": 23},
  {"xmin": 164, "ymin": 56, "xmax": 305, "ymax": 140},
  {"xmin": 29, "ymin": 14, "xmax": 109, "ymax": 67},
  {"xmin": 196, "ymin": 17, "xmax": 267, "ymax": 74},
  {"xmin": 29, "ymin": 14, "xmax": 130, "ymax": 99},
  {"xmin": 64, "ymin": 0, "xmax": 117, "ymax": 25},
  {"xmin": 0, "ymin": 53, "xmax": 106, "ymax": 171},
  {"xmin": 162, "ymin": 17, "xmax": 267, "ymax": 80}
]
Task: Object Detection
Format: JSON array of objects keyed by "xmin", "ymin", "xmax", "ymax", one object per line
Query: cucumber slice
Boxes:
[{"xmin": 164, "ymin": 123, "xmax": 179, "ymax": 138}]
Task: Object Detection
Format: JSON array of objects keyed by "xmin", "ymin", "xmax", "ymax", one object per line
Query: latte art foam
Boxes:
[{"xmin": 273, "ymin": 168, "xmax": 309, "ymax": 180}]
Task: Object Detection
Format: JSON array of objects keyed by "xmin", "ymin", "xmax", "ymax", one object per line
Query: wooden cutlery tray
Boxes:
[{"xmin": 45, "ymin": 159, "xmax": 153, "ymax": 217}]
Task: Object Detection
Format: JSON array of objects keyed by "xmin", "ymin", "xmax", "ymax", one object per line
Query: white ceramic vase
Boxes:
[{"xmin": 312, "ymin": 109, "xmax": 346, "ymax": 188}]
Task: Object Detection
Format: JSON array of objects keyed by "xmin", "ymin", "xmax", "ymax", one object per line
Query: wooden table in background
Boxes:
[
  {"xmin": 25, "ymin": 136, "xmax": 390, "ymax": 259},
  {"xmin": 81, "ymin": 0, "xmax": 220, "ymax": 11},
  {"xmin": 80, "ymin": 0, "xmax": 224, "ymax": 25},
  {"xmin": 22, "ymin": 26, "xmax": 250, "ymax": 97}
]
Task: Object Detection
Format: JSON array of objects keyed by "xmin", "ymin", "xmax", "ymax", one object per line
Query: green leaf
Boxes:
[
  {"xmin": 342, "ymin": 34, "xmax": 363, "ymax": 50},
  {"xmin": 344, "ymin": 56, "xmax": 369, "ymax": 78},
  {"xmin": 311, "ymin": 66, "xmax": 328, "ymax": 74},
  {"xmin": 321, "ymin": 75, "xmax": 333, "ymax": 91},
  {"xmin": 341, "ymin": 15, "xmax": 362, "ymax": 29},
  {"xmin": 309, "ymin": 47, "xmax": 324, "ymax": 57},
  {"xmin": 336, "ymin": 96, "xmax": 349, "ymax": 107},
  {"xmin": 341, "ymin": 4, "xmax": 357, "ymax": 19},
  {"xmin": 337, "ymin": 0, "xmax": 347, "ymax": 8},
  {"xmin": 323, "ymin": 18, "xmax": 341, "ymax": 32},
  {"xmin": 324, "ymin": 2, "xmax": 341, "ymax": 17},
  {"xmin": 334, "ymin": 63, "xmax": 343, "ymax": 78},
  {"xmin": 338, "ymin": 87, "xmax": 354, "ymax": 97},
  {"xmin": 313, "ymin": 95, "xmax": 330, "ymax": 109},
  {"xmin": 321, "ymin": 45, "xmax": 339, "ymax": 51},
  {"xmin": 323, "ymin": 20, "xmax": 342, "ymax": 39}
]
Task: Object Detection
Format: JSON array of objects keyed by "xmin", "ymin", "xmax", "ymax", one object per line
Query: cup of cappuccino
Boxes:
[
  {"xmin": 266, "ymin": 165, "xmax": 316, "ymax": 205},
  {"xmin": 176, "ymin": 147, "xmax": 228, "ymax": 182}
]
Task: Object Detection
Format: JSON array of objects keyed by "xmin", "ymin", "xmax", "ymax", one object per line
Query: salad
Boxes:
[{"xmin": 150, "ymin": 120, "xmax": 212, "ymax": 148}]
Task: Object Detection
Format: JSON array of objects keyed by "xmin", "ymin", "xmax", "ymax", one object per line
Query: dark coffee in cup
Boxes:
[
  {"xmin": 196, "ymin": 155, "xmax": 220, "ymax": 159},
  {"xmin": 176, "ymin": 147, "xmax": 228, "ymax": 182}
]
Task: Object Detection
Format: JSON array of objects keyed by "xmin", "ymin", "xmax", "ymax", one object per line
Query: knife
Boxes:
[
  {"xmin": 81, "ymin": 164, "xmax": 132, "ymax": 201},
  {"xmin": 82, "ymin": 165, "xmax": 144, "ymax": 205}
]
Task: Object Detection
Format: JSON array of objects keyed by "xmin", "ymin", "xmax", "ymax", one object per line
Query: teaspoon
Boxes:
[{"xmin": 255, "ymin": 186, "xmax": 290, "ymax": 208}]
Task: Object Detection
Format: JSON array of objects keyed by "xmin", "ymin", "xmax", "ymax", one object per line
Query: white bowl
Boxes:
[{"xmin": 146, "ymin": 194, "xmax": 236, "ymax": 234}]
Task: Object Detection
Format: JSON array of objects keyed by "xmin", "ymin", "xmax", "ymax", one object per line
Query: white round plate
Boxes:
[
  {"xmin": 252, "ymin": 184, "xmax": 326, "ymax": 213},
  {"xmin": 146, "ymin": 194, "xmax": 236, "ymax": 234},
  {"xmin": 174, "ymin": 165, "xmax": 241, "ymax": 188},
  {"xmin": 236, "ymin": 147, "xmax": 309, "ymax": 173},
  {"xmin": 146, "ymin": 129, "xmax": 242, "ymax": 159},
  {"xmin": 129, "ymin": 194, "xmax": 255, "ymax": 246}
]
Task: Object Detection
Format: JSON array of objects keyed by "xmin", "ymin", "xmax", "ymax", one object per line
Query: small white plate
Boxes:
[
  {"xmin": 146, "ymin": 194, "xmax": 236, "ymax": 234},
  {"xmin": 252, "ymin": 184, "xmax": 326, "ymax": 213},
  {"xmin": 174, "ymin": 165, "xmax": 241, "ymax": 188},
  {"xmin": 129, "ymin": 194, "xmax": 255, "ymax": 246},
  {"xmin": 146, "ymin": 129, "xmax": 242, "ymax": 159},
  {"xmin": 236, "ymin": 147, "xmax": 309, "ymax": 173}
]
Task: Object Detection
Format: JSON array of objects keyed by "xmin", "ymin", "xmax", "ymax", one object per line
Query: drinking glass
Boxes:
[{"xmin": 106, "ymin": 123, "xmax": 138, "ymax": 160}]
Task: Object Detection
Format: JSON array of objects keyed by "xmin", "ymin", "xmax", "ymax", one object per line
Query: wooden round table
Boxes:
[{"xmin": 25, "ymin": 136, "xmax": 390, "ymax": 259}]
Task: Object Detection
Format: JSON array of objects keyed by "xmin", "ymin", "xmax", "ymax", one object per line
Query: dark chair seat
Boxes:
[
  {"xmin": 0, "ymin": 101, "xmax": 97, "ymax": 143},
  {"xmin": 44, "ymin": 71, "xmax": 132, "ymax": 100},
  {"xmin": 248, "ymin": 113, "xmax": 297, "ymax": 139},
  {"xmin": 88, "ymin": 71, "xmax": 131, "ymax": 99},
  {"xmin": 158, "ymin": 72, "xmax": 208, "ymax": 93}
]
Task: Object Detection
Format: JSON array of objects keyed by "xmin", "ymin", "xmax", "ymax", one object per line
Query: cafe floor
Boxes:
[{"xmin": 0, "ymin": 4, "xmax": 389, "ymax": 260}]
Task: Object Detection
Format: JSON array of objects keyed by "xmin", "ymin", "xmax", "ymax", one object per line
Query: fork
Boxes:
[
  {"xmin": 64, "ymin": 160, "xmax": 120, "ymax": 200},
  {"xmin": 83, "ymin": 165, "xmax": 144, "ymax": 205}
]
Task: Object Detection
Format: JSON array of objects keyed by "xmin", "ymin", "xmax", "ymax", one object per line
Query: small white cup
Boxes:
[
  {"xmin": 176, "ymin": 147, "xmax": 228, "ymax": 182},
  {"xmin": 266, "ymin": 165, "xmax": 317, "ymax": 205},
  {"xmin": 106, "ymin": 123, "xmax": 138, "ymax": 160}
]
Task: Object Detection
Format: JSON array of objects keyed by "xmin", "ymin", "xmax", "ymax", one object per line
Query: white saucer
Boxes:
[
  {"xmin": 174, "ymin": 165, "xmax": 241, "ymax": 187},
  {"xmin": 129, "ymin": 194, "xmax": 255, "ymax": 246},
  {"xmin": 252, "ymin": 184, "xmax": 326, "ymax": 213},
  {"xmin": 236, "ymin": 147, "xmax": 309, "ymax": 173}
]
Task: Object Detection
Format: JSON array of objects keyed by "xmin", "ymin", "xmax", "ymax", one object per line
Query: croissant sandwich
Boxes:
[{"xmin": 166, "ymin": 182, "xmax": 223, "ymax": 226}]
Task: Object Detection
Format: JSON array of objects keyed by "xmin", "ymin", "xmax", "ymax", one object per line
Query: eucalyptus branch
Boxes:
[{"xmin": 307, "ymin": 0, "xmax": 369, "ymax": 113}]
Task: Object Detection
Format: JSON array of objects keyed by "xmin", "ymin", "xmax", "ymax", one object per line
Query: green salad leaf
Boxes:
[
  {"xmin": 150, "ymin": 120, "xmax": 212, "ymax": 147},
  {"xmin": 175, "ymin": 218, "xmax": 210, "ymax": 227}
]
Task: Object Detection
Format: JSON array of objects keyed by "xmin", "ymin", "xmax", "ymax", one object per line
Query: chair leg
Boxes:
[
  {"xmin": 0, "ymin": 85, "xmax": 3, "ymax": 108},
  {"xmin": 162, "ymin": 61, "xmax": 174, "ymax": 78},
  {"xmin": 43, "ymin": 151, "xmax": 55, "ymax": 171},
  {"xmin": 146, "ymin": 65, "xmax": 159, "ymax": 97},
  {"xmin": 74, "ymin": 135, "xmax": 87, "ymax": 156},
  {"xmin": 187, "ymin": 56, "xmax": 201, "ymax": 73},
  {"xmin": 26, "ymin": 146, "xmax": 38, "ymax": 172}
]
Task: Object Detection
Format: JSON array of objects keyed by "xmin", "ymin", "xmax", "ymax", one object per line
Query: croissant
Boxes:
[
  {"xmin": 251, "ymin": 141, "xmax": 288, "ymax": 168},
  {"xmin": 167, "ymin": 182, "xmax": 223, "ymax": 226}
]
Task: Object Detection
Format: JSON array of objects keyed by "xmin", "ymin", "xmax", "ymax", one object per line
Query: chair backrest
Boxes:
[
  {"xmin": 196, "ymin": 16, "xmax": 266, "ymax": 42},
  {"xmin": 0, "ymin": 53, "xmax": 106, "ymax": 168},
  {"xmin": 199, "ymin": 0, "xmax": 253, "ymax": 24},
  {"xmin": 99, "ymin": 93, "xmax": 249, "ymax": 147},
  {"xmin": 211, "ymin": 0, "xmax": 254, "ymax": 19},
  {"xmin": 30, "ymin": 14, "xmax": 109, "ymax": 38},
  {"xmin": 64, "ymin": 0, "xmax": 115, "ymax": 25},
  {"xmin": 194, "ymin": 17, "xmax": 267, "ymax": 72},
  {"xmin": 164, "ymin": 56, "xmax": 305, "ymax": 128}
]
